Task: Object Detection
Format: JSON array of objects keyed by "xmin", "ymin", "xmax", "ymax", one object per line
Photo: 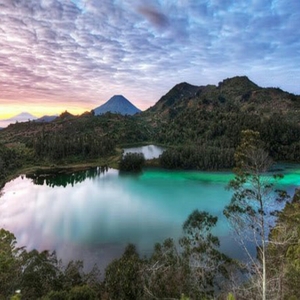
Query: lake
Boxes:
[{"xmin": 0, "ymin": 163, "xmax": 299, "ymax": 272}]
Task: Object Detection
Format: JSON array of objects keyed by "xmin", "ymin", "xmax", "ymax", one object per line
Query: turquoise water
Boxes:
[{"xmin": 0, "ymin": 166, "xmax": 299, "ymax": 270}]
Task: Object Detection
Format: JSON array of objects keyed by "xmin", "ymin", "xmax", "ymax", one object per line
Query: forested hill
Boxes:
[
  {"xmin": 141, "ymin": 76, "xmax": 300, "ymax": 169},
  {"xmin": 146, "ymin": 82, "xmax": 201, "ymax": 113},
  {"xmin": 0, "ymin": 76, "xmax": 299, "ymax": 173},
  {"xmin": 144, "ymin": 76, "xmax": 299, "ymax": 121}
]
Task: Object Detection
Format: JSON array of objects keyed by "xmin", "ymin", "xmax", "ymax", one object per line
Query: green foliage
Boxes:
[
  {"xmin": 226, "ymin": 292, "xmax": 236, "ymax": 300},
  {"xmin": 180, "ymin": 210, "xmax": 231, "ymax": 298},
  {"xmin": 0, "ymin": 228, "xmax": 100, "ymax": 300},
  {"xmin": 0, "ymin": 229, "xmax": 24, "ymax": 299},
  {"xmin": 148, "ymin": 80, "xmax": 300, "ymax": 167},
  {"xmin": 68, "ymin": 285, "xmax": 97, "ymax": 300},
  {"xmin": 119, "ymin": 152, "xmax": 145, "ymax": 172},
  {"xmin": 0, "ymin": 143, "xmax": 23, "ymax": 187},
  {"xmin": 104, "ymin": 244, "xmax": 143, "ymax": 300},
  {"xmin": 10, "ymin": 293, "xmax": 22, "ymax": 300},
  {"xmin": 223, "ymin": 130, "xmax": 290, "ymax": 300},
  {"xmin": 182, "ymin": 210, "xmax": 219, "ymax": 249},
  {"xmin": 267, "ymin": 189, "xmax": 300, "ymax": 299},
  {"xmin": 20, "ymin": 250, "xmax": 63, "ymax": 299},
  {"xmin": 233, "ymin": 130, "xmax": 272, "ymax": 174},
  {"xmin": 180, "ymin": 295, "xmax": 190, "ymax": 300},
  {"xmin": 143, "ymin": 238, "xmax": 189, "ymax": 299},
  {"xmin": 143, "ymin": 210, "xmax": 232, "ymax": 300},
  {"xmin": 43, "ymin": 290, "xmax": 69, "ymax": 300},
  {"xmin": 160, "ymin": 145, "xmax": 234, "ymax": 170},
  {"xmin": 43, "ymin": 286, "xmax": 97, "ymax": 300},
  {"xmin": 33, "ymin": 130, "xmax": 115, "ymax": 161}
]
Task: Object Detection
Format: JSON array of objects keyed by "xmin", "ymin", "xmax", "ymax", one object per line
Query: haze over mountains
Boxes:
[
  {"xmin": 0, "ymin": 112, "xmax": 37, "ymax": 128},
  {"xmin": 0, "ymin": 112, "xmax": 59, "ymax": 128}
]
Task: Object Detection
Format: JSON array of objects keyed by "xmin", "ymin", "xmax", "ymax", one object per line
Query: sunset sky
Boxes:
[{"xmin": 0, "ymin": 0, "xmax": 299, "ymax": 119}]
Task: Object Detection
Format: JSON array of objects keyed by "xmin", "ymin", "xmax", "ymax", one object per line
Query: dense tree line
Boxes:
[
  {"xmin": 1, "ymin": 101, "xmax": 300, "ymax": 172},
  {"xmin": 32, "ymin": 130, "xmax": 115, "ymax": 161},
  {"xmin": 119, "ymin": 152, "xmax": 145, "ymax": 172},
  {"xmin": 160, "ymin": 145, "xmax": 235, "ymax": 170},
  {"xmin": 0, "ymin": 143, "xmax": 23, "ymax": 187},
  {"xmin": 152, "ymin": 106, "xmax": 300, "ymax": 169},
  {"xmin": 0, "ymin": 229, "xmax": 101, "ymax": 299}
]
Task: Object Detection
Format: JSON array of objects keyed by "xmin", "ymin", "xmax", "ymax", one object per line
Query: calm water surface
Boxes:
[
  {"xmin": 0, "ymin": 165, "xmax": 299, "ymax": 271},
  {"xmin": 123, "ymin": 144, "xmax": 165, "ymax": 159}
]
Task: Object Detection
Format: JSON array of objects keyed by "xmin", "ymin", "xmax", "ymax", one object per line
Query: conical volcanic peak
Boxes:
[{"xmin": 93, "ymin": 95, "xmax": 141, "ymax": 115}]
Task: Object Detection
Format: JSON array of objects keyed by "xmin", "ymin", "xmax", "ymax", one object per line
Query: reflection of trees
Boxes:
[{"xmin": 26, "ymin": 166, "xmax": 109, "ymax": 188}]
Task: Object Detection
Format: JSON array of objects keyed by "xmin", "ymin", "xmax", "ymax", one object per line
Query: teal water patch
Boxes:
[{"xmin": 141, "ymin": 169, "xmax": 234, "ymax": 183}]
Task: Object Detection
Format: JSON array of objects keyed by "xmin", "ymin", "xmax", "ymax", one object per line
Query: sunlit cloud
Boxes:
[{"xmin": 0, "ymin": 0, "xmax": 299, "ymax": 118}]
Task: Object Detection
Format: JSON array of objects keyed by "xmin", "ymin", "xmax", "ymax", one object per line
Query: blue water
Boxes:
[{"xmin": 0, "ymin": 166, "xmax": 299, "ymax": 271}]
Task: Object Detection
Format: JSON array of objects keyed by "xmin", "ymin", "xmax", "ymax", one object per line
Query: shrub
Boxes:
[{"xmin": 119, "ymin": 152, "xmax": 145, "ymax": 172}]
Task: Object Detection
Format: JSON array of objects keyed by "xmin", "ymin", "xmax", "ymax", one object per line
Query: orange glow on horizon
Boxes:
[
  {"xmin": 0, "ymin": 99, "xmax": 148, "ymax": 120},
  {"xmin": 0, "ymin": 103, "xmax": 90, "ymax": 120}
]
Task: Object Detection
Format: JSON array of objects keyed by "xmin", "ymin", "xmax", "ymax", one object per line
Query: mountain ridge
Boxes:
[
  {"xmin": 144, "ymin": 76, "xmax": 300, "ymax": 121},
  {"xmin": 36, "ymin": 115, "xmax": 58, "ymax": 123}
]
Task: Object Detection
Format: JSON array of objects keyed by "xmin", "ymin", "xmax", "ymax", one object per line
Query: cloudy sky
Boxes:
[{"xmin": 0, "ymin": 0, "xmax": 299, "ymax": 118}]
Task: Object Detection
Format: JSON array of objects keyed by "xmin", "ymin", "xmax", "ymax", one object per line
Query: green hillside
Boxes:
[{"xmin": 144, "ymin": 76, "xmax": 300, "ymax": 168}]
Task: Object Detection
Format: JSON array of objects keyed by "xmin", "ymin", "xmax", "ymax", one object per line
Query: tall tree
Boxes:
[
  {"xmin": 104, "ymin": 244, "xmax": 143, "ymax": 300},
  {"xmin": 267, "ymin": 189, "xmax": 300, "ymax": 299},
  {"xmin": 223, "ymin": 130, "xmax": 286, "ymax": 300},
  {"xmin": 142, "ymin": 210, "xmax": 232, "ymax": 299},
  {"xmin": 0, "ymin": 229, "xmax": 24, "ymax": 299}
]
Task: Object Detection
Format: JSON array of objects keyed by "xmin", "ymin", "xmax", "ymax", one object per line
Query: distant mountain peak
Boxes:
[
  {"xmin": 218, "ymin": 76, "xmax": 259, "ymax": 91},
  {"xmin": 36, "ymin": 115, "xmax": 58, "ymax": 123},
  {"xmin": 93, "ymin": 95, "xmax": 141, "ymax": 116},
  {"xmin": 0, "ymin": 112, "xmax": 38, "ymax": 128},
  {"xmin": 8, "ymin": 112, "xmax": 37, "ymax": 120},
  {"xmin": 148, "ymin": 82, "xmax": 201, "ymax": 112}
]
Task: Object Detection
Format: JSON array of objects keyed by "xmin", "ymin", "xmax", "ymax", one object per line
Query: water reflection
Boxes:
[
  {"xmin": 0, "ymin": 166, "xmax": 299, "ymax": 272},
  {"xmin": 26, "ymin": 166, "xmax": 109, "ymax": 188}
]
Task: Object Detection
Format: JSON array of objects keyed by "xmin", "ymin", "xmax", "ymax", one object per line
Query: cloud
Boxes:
[
  {"xmin": 0, "ymin": 0, "xmax": 299, "ymax": 118},
  {"xmin": 137, "ymin": 5, "xmax": 169, "ymax": 29}
]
